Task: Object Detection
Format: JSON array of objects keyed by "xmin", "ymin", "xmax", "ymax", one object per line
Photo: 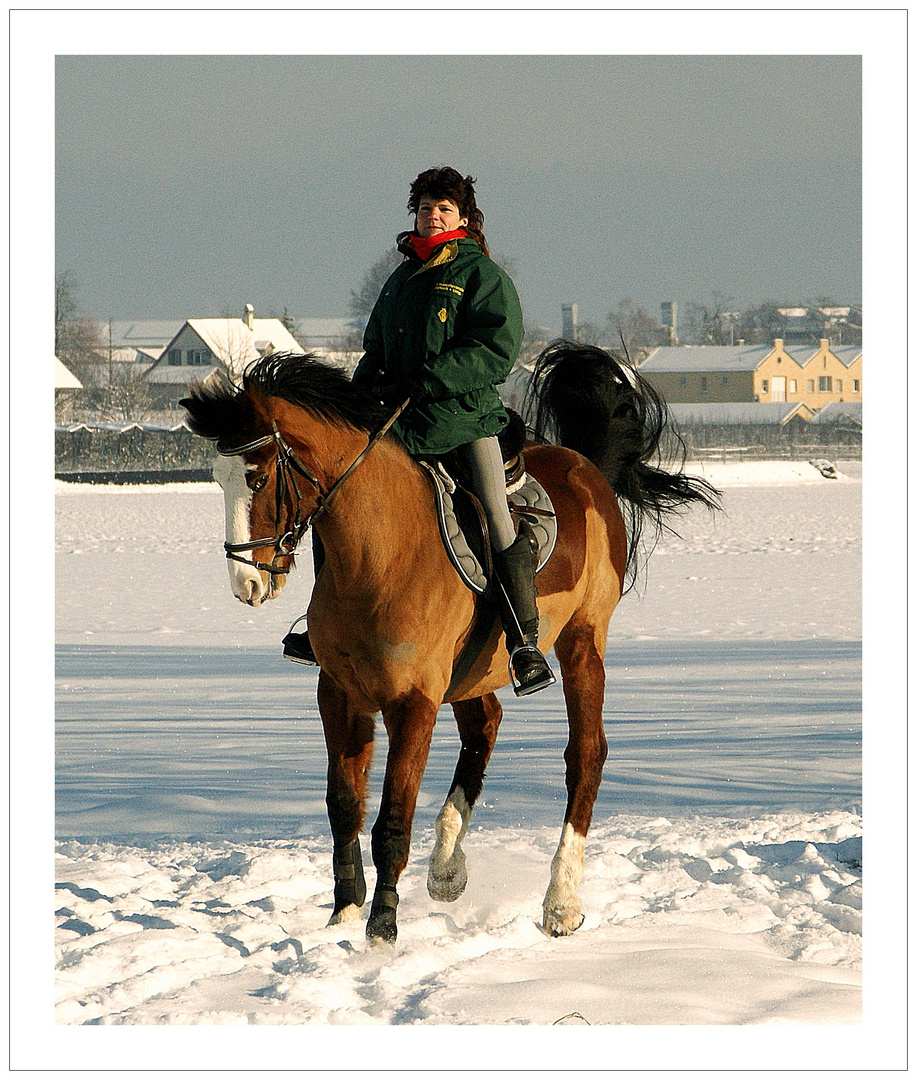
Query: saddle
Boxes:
[
  {"xmin": 418, "ymin": 455, "xmax": 557, "ymax": 594},
  {"xmin": 418, "ymin": 447, "xmax": 558, "ymax": 700}
]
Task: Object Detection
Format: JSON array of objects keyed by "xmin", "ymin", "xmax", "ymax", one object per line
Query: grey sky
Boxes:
[{"xmin": 56, "ymin": 53, "xmax": 861, "ymax": 332}]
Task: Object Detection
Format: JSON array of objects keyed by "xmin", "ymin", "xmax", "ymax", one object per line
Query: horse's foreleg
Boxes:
[
  {"xmin": 542, "ymin": 620, "xmax": 608, "ymax": 936},
  {"xmin": 317, "ymin": 673, "xmax": 375, "ymax": 925},
  {"xmin": 367, "ymin": 690, "xmax": 439, "ymax": 943},
  {"xmin": 427, "ymin": 692, "xmax": 503, "ymax": 902}
]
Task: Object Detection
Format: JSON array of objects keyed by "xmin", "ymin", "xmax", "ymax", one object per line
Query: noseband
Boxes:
[{"xmin": 216, "ymin": 399, "xmax": 408, "ymax": 578}]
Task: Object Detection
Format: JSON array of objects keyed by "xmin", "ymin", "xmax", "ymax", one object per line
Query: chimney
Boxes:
[
  {"xmin": 661, "ymin": 301, "xmax": 678, "ymax": 346},
  {"xmin": 244, "ymin": 303, "xmax": 254, "ymax": 331}
]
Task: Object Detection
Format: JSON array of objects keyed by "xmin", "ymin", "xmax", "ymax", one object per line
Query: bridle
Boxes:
[{"xmin": 215, "ymin": 399, "xmax": 409, "ymax": 578}]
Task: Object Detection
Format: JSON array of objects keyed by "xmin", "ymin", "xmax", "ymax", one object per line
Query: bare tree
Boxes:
[
  {"xmin": 55, "ymin": 270, "xmax": 80, "ymax": 354},
  {"xmin": 348, "ymin": 248, "xmax": 403, "ymax": 330},
  {"xmin": 682, "ymin": 292, "xmax": 741, "ymax": 345},
  {"xmin": 605, "ymin": 298, "xmax": 661, "ymax": 362}
]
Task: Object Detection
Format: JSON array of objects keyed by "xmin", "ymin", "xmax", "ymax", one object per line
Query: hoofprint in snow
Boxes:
[{"xmin": 53, "ymin": 460, "xmax": 863, "ymax": 1030}]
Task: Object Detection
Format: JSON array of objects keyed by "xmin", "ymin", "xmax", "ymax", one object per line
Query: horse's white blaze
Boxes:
[
  {"xmin": 542, "ymin": 822, "xmax": 586, "ymax": 934},
  {"xmin": 212, "ymin": 454, "xmax": 267, "ymax": 605}
]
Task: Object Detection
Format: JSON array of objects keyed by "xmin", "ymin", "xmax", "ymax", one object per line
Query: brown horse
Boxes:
[{"xmin": 181, "ymin": 342, "xmax": 718, "ymax": 943}]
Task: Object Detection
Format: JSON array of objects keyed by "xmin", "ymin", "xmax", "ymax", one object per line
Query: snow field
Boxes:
[{"xmin": 55, "ymin": 811, "xmax": 861, "ymax": 1026}]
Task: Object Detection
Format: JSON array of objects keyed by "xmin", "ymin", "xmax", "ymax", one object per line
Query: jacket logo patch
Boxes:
[
  {"xmin": 433, "ymin": 283, "xmax": 464, "ymax": 297},
  {"xmin": 437, "ymin": 308, "xmax": 448, "ymax": 323}
]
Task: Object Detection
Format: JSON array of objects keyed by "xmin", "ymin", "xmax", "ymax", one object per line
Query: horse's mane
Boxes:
[{"xmin": 181, "ymin": 352, "xmax": 391, "ymax": 443}]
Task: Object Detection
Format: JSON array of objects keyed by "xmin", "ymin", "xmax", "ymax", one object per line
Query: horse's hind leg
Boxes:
[
  {"xmin": 317, "ymin": 673, "xmax": 375, "ymax": 925},
  {"xmin": 428, "ymin": 692, "xmax": 503, "ymax": 902},
  {"xmin": 542, "ymin": 618, "xmax": 609, "ymax": 936}
]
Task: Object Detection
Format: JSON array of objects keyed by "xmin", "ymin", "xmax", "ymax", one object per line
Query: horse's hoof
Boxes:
[
  {"xmin": 541, "ymin": 907, "xmax": 585, "ymax": 937},
  {"xmin": 327, "ymin": 903, "xmax": 363, "ymax": 926},
  {"xmin": 427, "ymin": 851, "xmax": 467, "ymax": 902},
  {"xmin": 366, "ymin": 908, "xmax": 398, "ymax": 944}
]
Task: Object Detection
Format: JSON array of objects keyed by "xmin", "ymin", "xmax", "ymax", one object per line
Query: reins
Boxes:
[{"xmin": 217, "ymin": 397, "xmax": 410, "ymax": 576}]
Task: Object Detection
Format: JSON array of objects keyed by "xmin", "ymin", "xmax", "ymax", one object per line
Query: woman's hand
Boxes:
[{"xmin": 373, "ymin": 378, "xmax": 427, "ymax": 407}]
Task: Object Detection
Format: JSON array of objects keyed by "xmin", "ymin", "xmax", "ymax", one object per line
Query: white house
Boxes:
[{"xmin": 147, "ymin": 305, "xmax": 304, "ymax": 407}]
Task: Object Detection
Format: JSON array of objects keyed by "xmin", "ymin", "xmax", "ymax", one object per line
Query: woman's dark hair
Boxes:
[{"xmin": 407, "ymin": 167, "xmax": 489, "ymax": 256}]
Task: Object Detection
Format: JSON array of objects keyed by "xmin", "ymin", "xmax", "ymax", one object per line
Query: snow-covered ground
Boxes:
[{"xmin": 16, "ymin": 456, "xmax": 902, "ymax": 1066}]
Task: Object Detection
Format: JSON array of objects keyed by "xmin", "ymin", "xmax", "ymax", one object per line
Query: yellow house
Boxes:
[{"xmin": 640, "ymin": 340, "xmax": 862, "ymax": 412}]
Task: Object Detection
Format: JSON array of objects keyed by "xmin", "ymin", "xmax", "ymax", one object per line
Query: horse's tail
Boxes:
[{"xmin": 521, "ymin": 339, "xmax": 721, "ymax": 589}]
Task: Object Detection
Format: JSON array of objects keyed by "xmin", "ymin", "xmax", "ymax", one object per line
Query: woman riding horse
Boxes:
[{"xmin": 284, "ymin": 167, "xmax": 555, "ymax": 695}]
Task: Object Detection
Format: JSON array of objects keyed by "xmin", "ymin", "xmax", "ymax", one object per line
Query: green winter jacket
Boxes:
[{"xmin": 351, "ymin": 233, "xmax": 524, "ymax": 455}]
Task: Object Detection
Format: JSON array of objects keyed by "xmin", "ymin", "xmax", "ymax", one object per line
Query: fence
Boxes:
[
  {"xmin": 55, "ymin": 423, "xmax": 216, "ymax": 483},
  {"xmin": 55, "ymin": 420, "xmax": 862, "ymax": 483},
  {"xmin": 670, "ymin": 423, "xmax": 861, "ymax": 463}
]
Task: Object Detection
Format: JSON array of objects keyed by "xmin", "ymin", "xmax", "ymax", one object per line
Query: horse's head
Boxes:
[
  {"xmin": 181, "ymin": 367, "xmax": 319, "ymax": 605},
  {"xmin": 182, "ymin": 353, "xmax": 395, "ymax": 607}
]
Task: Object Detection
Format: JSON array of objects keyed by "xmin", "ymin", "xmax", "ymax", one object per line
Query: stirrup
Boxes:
[
  {"xmin": 283, "ymin": 615, "xmax": 318, "ymax": 665},
  {"xmin": 508, "ymin": 643, "xmax": 556, "ymax": 697}
]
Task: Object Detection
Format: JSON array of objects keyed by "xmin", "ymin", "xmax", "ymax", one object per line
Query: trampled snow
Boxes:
[{"xmin": 34, "ymin": 457, "xmax": 898, "ymax": 1065}]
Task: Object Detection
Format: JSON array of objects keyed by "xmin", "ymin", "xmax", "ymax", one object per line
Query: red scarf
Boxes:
[{"xmin": 409, "ymin": 228, "xmax": 467, "ymax": 262}]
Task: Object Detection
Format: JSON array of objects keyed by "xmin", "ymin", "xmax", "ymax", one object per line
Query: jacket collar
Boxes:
[{"xmin": 397, "ymin": 231, "xmax": 462, "ymax": 275}]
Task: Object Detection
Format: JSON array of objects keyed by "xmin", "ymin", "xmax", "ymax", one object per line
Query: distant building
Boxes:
[
  {"xmin": 775, "ymin": 305, "xmax": 860, "ymax": 346},
  {"xmin": 147, "ymin": 305, "xmax": 304, "ymax": 408},
  {"xmin": 103, "ymin": 320, "xmax": 184, "ymax": 363},
  {"xmin": 660, "ymin": 302, "xmax": 678, "ymax": 346},
  {"xmin": 292, "ymin": 316, "xmax": 361, "ymax": 351},
  {"xmin": 639, "ymin": 339, "xmax": 862, "ymax": 412},
  {"xmin": 55, "ymin": 356, "xmax": 82, "ymax": 389},
  {"xmin": 809, "ymin": 401, "xmax": 862, "ymax": 428}
]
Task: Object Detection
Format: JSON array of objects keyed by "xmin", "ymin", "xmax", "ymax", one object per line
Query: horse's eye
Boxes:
[{"xmin": 249, "ymin": 474, "xmax": 269, "ymax": 492}]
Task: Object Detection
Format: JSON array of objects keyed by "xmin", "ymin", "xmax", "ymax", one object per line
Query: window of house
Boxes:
[
  {"xmin": 679, "ymin": 377, "xmax": 687, "ymax": 388},
  {"xmin": 853, "ymin": 379, "xmax": 860, "ymax": 392},
  {"xmin": 701, "ymin": 377, "xmax": 708, "ymax": 394},
  {"xmin": 789, "ymin": 380, "xmax": 797, "ymax": 393},
  {"xmin": 761, "ymin": 379, "xmax": 768, "ymax": 393},
  {"xmin": 836, "ymin": 380, "xmax": 843, "ymax": 393},
  {"xmin": 167, "ymin": 349, "xmax": 181, "ymax": 366},
  {"xmin": 187, "ymin": 349, "xmax": 212, "ymax": 366},
  {"xmin": 721, "ymin": 376, "xmax": 729, "ymax": 386},
  {"xmin": 807, "ymin": 380, "xmax": 815, "ymax": 392},
  {"xmin": 818, "ymin": 376, "xmax": 833, "ymax": 392}
]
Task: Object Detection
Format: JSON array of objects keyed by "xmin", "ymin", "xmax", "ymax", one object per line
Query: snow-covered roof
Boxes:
[
  {"xmin": 810, "ymin": 402, "xmax": 862, "ymax": 426},
  {"xmin": 105, "ymin": 320, "xmax": 184, "ymax": 349},
  {"xmin": 831, "ymin": 346, "xmax": 862, "ymax": 367},
  {"xmin": 293, "ymin": 317, "xmax": 358, "ymax": 344},
  {"xmin": 667, "ymin": 402, "xmax": 814, "ymax": 426},
  {"xmin": 145, "ymin": 364, "xmax": 222, "ymax": 385},
  {"xmin": 782, "ymin": 346, "xmax": 821, "ymax": 365},
  {"xmin": 55, "ymin": 356, "xmax": 82, "ymax": 388},
  {"xmin": 641, "ymin": 345, "xmax": 773, "ymax": 373}
]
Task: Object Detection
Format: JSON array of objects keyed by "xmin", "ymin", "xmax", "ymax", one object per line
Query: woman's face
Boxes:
[{"xmin": 415, "ymin": 195, "xmax": 468, "ymax": 238}]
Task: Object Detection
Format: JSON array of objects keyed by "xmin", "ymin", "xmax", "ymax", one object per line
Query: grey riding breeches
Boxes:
[{"xmin": 456, "ymin": 436, "xmax": 517, "ymax": 553}]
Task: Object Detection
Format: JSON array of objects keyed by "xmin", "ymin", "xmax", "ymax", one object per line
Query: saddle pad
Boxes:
[{"xmin": 420, "ymin": 461, "xmax": 557, "ymax": 595}]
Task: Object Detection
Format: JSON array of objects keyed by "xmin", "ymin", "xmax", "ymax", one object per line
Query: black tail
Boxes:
[{"xmin": 522, "ymin": 340, "xmax": 720, "ymax": 588}]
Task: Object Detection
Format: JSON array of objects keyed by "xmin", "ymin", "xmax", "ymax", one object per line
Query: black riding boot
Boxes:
[
  {"xmin": 282, "ymin": 618, "xmax": 318, "ymax": 665},
  {"xmin": 282, "ymin": 534, "xmax": 325, "ymax": 665},
  {"xmin": 492, "ymin": 531, "xmax": 556, "ymax": 697}
]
